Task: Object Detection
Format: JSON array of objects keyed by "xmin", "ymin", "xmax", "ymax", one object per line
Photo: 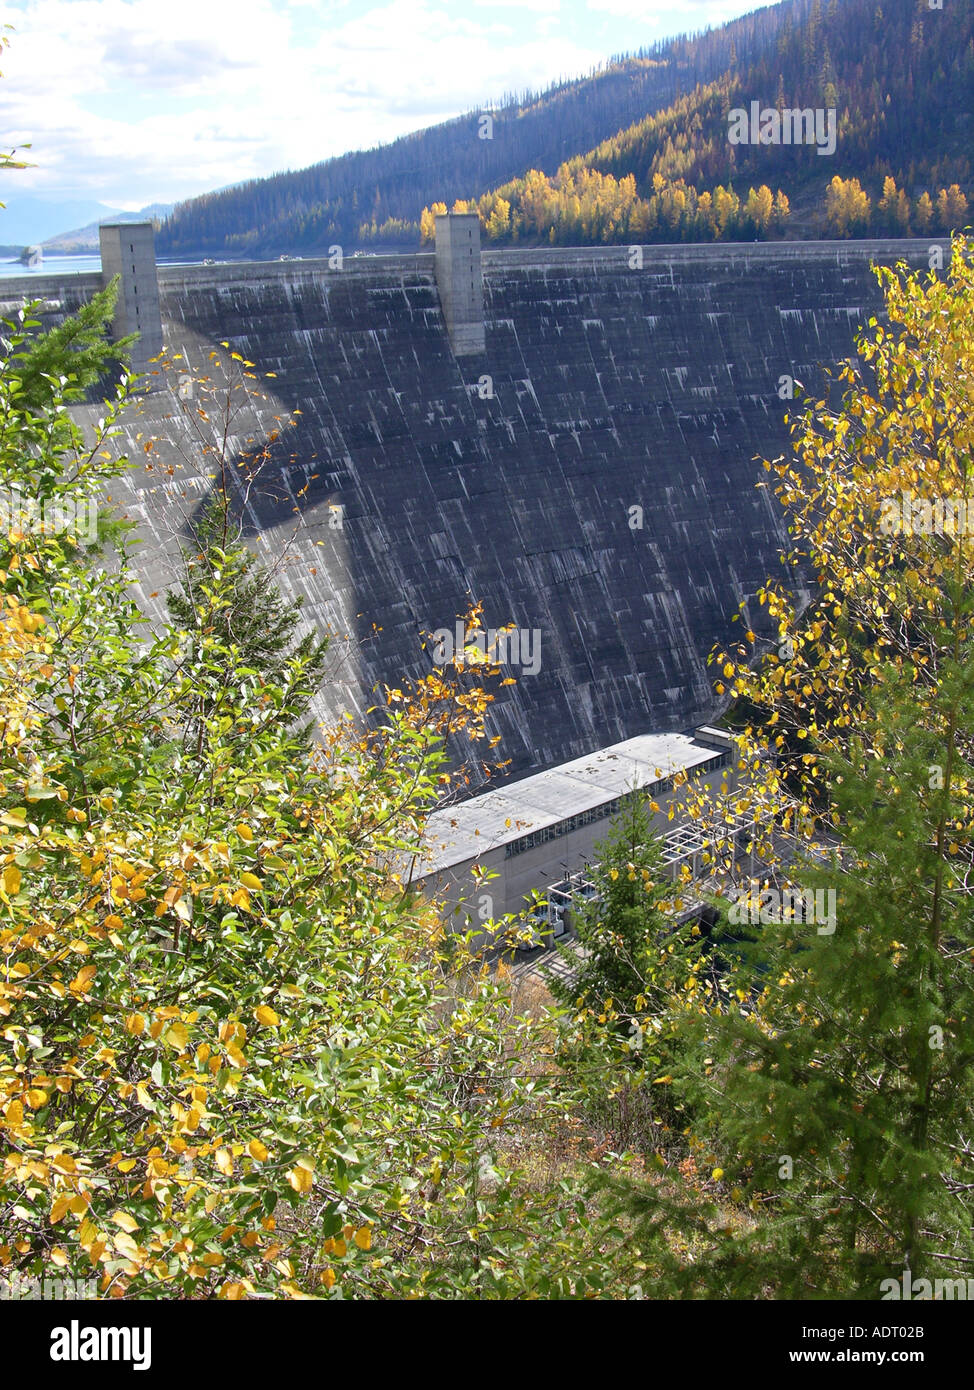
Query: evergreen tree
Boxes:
[
  {"xmin": 9, "ymin": 278, "xmax": 135, "ymax": 414},
  {"xmin": 549, "ymin": 791, "xmax": 706, "ymax": 1140},
  {"xmin": 599, "ymin": 665, "xmax": 974, "ymax": 1297},
  {"xmin": 0, "ymin": 281, "xmax": 136, "ymax": 560},
  {"xmin": 549, "ymin": 792, "xmax": 672, "ymax": 1026},
  {"xmin": 166, "ymin": 491, "xmax": 329, "ymax": 755}
]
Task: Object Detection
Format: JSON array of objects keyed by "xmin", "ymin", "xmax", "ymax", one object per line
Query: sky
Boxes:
[{"xmin": 0, "ymin": 0, "xmax": 759, "ymax": 213}]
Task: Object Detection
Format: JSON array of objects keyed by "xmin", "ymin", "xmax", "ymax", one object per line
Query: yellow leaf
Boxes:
[
  {"xmin": 240, "ymin": 872, "xmax": 262, "ymax": 891},
  {"xmin": 254, "ymin": 1005, "xmax": 279, "ymax": 1028},
  {"xmin": 353, "ymin": 1226, "xmax": 372, "ymax": 1251},
  {"xmin": 26, "ymin": 1088, "xmax": 49, "ymax": 1109},
  {"xmin": 2, "ymin": 864, "xmax": 21, "ymax": 895},
  {"xmin": 125, "ymin": 1013, "xmax": 145, "ymax": 1036},
  {"xmin": 69, "ymin": 964, "xmax": 96, "ymax": 994},
  {"xmin": 50, "ymin": 1196, "xmax": 70, "ymax": 1224},
  {"xmin": 163, "ymin": 1021, "xmax": 189, "ymax": 1051},
  {"xmin": 236, "ymin": 824, "xmax": 254, "ymax": 842},
  {"xmin": 111, "ymin": 1211, "xmax": 139, "ymax": 1233},
  {"xmin": 287, "ymin": 1164, "xmax": 313, "ymax": 1194},
  {"xmin": 215, "ymin": 1147, "xmax": 233, "ymax": 1176},
  {"xmin": 248, "ymin": 1139, "xmax": 268, "ymax": 1162}
]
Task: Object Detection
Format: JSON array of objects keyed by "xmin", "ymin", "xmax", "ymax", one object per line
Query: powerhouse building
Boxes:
[{"xmin": 408, "ymin": 725, "xmax": 736, "ymax": 929}]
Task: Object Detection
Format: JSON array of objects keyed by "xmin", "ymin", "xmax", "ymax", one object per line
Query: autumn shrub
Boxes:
[{"xmin": 0, "ymin": 324, "xmax": 625, "ymax": 1300}]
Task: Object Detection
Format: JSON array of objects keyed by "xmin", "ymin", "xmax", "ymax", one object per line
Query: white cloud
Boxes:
[
  {"xmin": 0, "ymin": 0, "xmax": 601, "ymax": 206},
  {"xmin": 471, "ymin": 0, "xmax": 562, "ymax": 11},
  {"xmin": 586, "ymin": 0, "xmax": 742, "ymax": 22}
]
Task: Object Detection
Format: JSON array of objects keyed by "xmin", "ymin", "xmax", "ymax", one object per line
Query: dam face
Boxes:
[{"xmin": 2, "ymin": 237, "xmax": 936, "ymax": 780}]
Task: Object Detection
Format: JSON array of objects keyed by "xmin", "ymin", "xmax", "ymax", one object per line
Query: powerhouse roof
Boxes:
[{"xmin": 413, "ymin": 729, "xmax": 730, "ymax": 878}]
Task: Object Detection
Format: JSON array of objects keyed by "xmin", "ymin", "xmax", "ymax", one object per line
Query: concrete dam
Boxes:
[{"xmin": 2, "ymin": 226, "xmax": 936, "ymax": 781}]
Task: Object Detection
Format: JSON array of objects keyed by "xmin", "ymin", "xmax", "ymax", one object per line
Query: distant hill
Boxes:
[
  {"xmin": 43, "ymin": 203, "xmax": 175, "ymax": 253},
  {"xmin": 156, "ymin": 0, "xmax": 972, "ymax": 258},
  {"xmin": 0, "ymin": 196, "xmax": 123, "ymax": 247}
]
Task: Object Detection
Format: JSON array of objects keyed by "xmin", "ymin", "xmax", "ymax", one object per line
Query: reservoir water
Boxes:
[
  {"xmin": 0, "ymin": 254, "xmax": 102, "ymax": 278},
  {"xmin": 0, "ymin": 255, "xmax": 208, "ymax": 279}
]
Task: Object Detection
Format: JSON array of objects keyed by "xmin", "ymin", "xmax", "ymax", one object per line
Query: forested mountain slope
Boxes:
[
  {"xmin": 154, "ymin": 0, "xmax": 823, "ymax": 257},
  {"xmin": 157, "ymin": 0, "xmax": 972, "ymax": 257}
]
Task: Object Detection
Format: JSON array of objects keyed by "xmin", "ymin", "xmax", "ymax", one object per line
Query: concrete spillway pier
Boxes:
[
  {"xmin": 0, "ymin": 231, "xmax": 941, "ymax": 779},
  {"xmin": 98, "ymin": 224, "xmax": 163, "ymax": 379},
  {"xmin": 435, "ymin": 212, "xmax": 485, "ymax": 356}
]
